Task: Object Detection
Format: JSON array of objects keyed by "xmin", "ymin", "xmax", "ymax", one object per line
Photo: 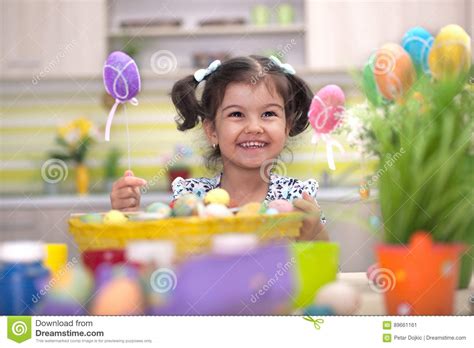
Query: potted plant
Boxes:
[
  {"xmin": 49, "ymin": 117, "xmax": 97, "ymax": 195},
  {"xmin": 345, "ymin": 76, "xmax": 473, "ymax": 314}
]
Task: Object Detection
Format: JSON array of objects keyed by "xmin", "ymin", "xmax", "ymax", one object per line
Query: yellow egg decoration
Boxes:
[
  {"xmin": 373, "ymin": 43, "xmax": 416, "ymax": 101},
  {"xmin": 103, "ymin": 209, "xmax": 128, "ymax": 224},
  {"xmin": 429, "ymin": 24, "xmax": 471, "ymax": 81},
  {"xmin": 204, "ymin": 188, "xmax": 230, "ymax": 206}
]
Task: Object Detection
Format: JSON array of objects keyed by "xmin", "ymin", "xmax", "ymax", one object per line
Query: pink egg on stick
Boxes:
[{"xmin": 307, "ymin": 85, "xmax": 346, "ymax": 170}]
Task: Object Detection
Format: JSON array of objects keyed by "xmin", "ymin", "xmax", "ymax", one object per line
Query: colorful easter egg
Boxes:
[
  {"xmin": 146, "ymin": 202, "xmax": 172, "ymax": 218},
  {"xmin": 236, "ymin": 202, "xmax": 265, "ymax": 216},
  {"xmin": 308, "ymin": 84, "xmax": 345, "ymax": 134},
  {"xmin": 204, "ymin": 188, "xmax": 231, "ymax": 206},
  {"xmin": 402, "ymin": 27, "xmax": 434, "ymax": 76},
  {"xmin": 362, "ymin": 55, "xmax": 384, "ymax": 106},
  {"xmin": 91, "ymin": 277, "xmax": 144, "ymax": 315},
  {"xmin": 428, "ymin": 24, "xmax": 471, "ymax": 81},
  {"xmin": 103, "ymin": 51, "xmax": 141, "ymax": 141},
  {"xmin": 91, "ymin": 263, "xmax": 144, "ymax": 315},
  {"xmin": 268, "ymin": 199, "xmax": 294, "ymax": 213},
  {"xmin": 315, "ymin": 281, "xmax": 361, "ymax": 315},
  {"xmin": 35, "ymin": 265, "xmax": 93, "ymax": 315},
  {"xmin": 374, "ymin": 43, "xmax": 416, "ymax": 101},
  {"xmin": 203, "ymin": 203, "xmax": 232, "ymax": 217},
  {"xmin": 103, "ymin": 51, "xmax": 141, "ymax": 102},
  {"xmin": 303, "ymin": 304, "xmax": 335, "ymax": 316},
  {"xmin": 173, "ymin": 194, "xmax": 202, "ymax": 217},
  {"xmin": 103, "ymin": 209, "xmax": 128, "ymax": 224},
  {"xmin": 79, "ymin": 213, "xmax": 103, "ymax": 223}
]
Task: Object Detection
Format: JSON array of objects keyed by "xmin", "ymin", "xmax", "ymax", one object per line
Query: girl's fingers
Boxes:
[
  {"xmin": 293, "ymin": 198, "xmax": 319, "ymax": 214},
  {"xmin": 114, "ymin": 197, "xmax": 138, "ymax": 210},
  {"xmin": 115, "ymin": 187, "xmax": 135, "ymax": 199},
  {"xmin": 113, "ymin": 176, "xmax": 147, "ymax": 190}
]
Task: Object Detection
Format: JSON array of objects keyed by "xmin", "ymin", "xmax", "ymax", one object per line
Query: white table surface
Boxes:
[{"xmin": 338, "ymin": 272, "xmax": 473, "ymax": 315}]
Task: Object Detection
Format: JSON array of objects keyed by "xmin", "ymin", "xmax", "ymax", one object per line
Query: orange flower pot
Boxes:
[{"xmin": 376, "ymin": 231, "xmax": 464, "ymax": 315}]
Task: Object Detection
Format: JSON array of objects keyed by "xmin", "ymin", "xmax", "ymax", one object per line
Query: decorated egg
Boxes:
[
  {"xmin": 91, "ymin": 277, "xmax": 144, "ymax": 315},
  {"xmin": 308, "ymin": 84, "xmax": 345, "ymax": 134},
  {"xmin": 103, "ymin": 51, "xmax": 142, "ymax": 142},
  {"xmin": 303, "ymin": 304, "xmax": 335, "ymax": 316},
  {"xmin": 362, "ymin": 55, "xmax": 383, "ymax": 106},
  {"xmin": 315, "ymin": 281, "xmax": 361, "ymax": 315},
  {"xmin": 204, "ymin": 188, "xmax": 230, "ymax": 206},
  {"xmin": 374, "ymin": 43, "xmax": 416, "ymax": 101},
  {"xmin": 428, "ymin": 24, "xmax": 471, "ymax": 81},
  {"xmin": 103, "ymin": 51, "xmax": 141, "ymax": 102},
  {"xmin": 402, "ymin": 27, "xmax": 434, "ymax": 76},
  {"xmin": 173, "ymin": 194, "xmax": 202, "ymax": 216},
  {"xmin": 91, "ymin": 264, "xmax": 145, "ymax": 315},
  {"xmin": 265, "ymin": 208, "xmax": 279, "ymax": 215},
  {"xmin": 103, "ymin": 209, "xmax": 128, "ymax": 224},
  {"xmin": 146, "ymin": 202, "xmax": 172, "ymax": 218},
  {"xmin": 236, "ymin": 202, "xmax": 265, "ymax": 216},
  {"xmin": 80, "ymin": 213, "xmax": 103, "ymax": 223},
  {"xmin": 203, "ymin": 203, "xmax": 232, "ymax": 217},
  {"xmin": 268, "ymin": 199, "xmax": 294, "ymax": 213},
  {"xmin": 128, "ymin": 213, "xmax": 164, "ymax": 221},
  {"xmin": 35, "ymin": 265, "xmax": 93, "ymax": 315}
]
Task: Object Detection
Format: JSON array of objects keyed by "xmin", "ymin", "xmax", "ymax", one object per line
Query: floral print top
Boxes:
[{"xmin": 172, "ymin": 173, "xmax": 326, "ymax": 223}]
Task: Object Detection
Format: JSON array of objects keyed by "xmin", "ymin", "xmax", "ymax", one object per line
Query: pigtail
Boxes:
[
  {"xmin": 171, "ymin": 75, "xmax": 202, "ymax": 131},
  {"xmin": 286, "ymin": 74, "xmax": 313, "ymax": 137}
]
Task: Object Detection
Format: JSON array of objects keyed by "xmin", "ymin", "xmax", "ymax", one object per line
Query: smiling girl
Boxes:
[{"xmin": 110, "ymin": 55, "xmax": 328, "ymax": 241}]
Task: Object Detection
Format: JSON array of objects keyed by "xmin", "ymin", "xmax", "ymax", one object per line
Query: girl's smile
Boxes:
[{"xmin": 207, "ymin": 81, "xmax": 288, "ymax": 169}]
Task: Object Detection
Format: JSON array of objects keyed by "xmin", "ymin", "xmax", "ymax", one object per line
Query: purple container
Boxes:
[{"xmin": 154, "ymin": 244, "xmax": 295, "ymax": 315}]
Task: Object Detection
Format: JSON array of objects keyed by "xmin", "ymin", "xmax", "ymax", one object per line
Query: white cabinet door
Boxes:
[
  {"xmin": 0, "ymin": 0, "xmax": 106, "ymax": 80},
  {"xmin": 305, "ymin": 0, "xmax": 468, "ymax": 71}
]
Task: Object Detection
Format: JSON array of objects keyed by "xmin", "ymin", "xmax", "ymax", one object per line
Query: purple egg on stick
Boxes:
[{"xmin": 103, "ymin": 51, "xmax": 141, "ymax": 141}]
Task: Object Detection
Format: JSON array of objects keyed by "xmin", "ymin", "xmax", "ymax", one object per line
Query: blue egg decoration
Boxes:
[
  {"xmin": 303, "ymin": 304, "xmax": 335, "ymax": 316},
  {"xmin": 402, "ymin": 27, "xmax": 434, "ymax": 77}
]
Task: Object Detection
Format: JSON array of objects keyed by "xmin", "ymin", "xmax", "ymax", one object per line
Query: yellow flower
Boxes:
[{"xmin": 57, "ymin": 117, "xmax": 94, "ymax": 145}]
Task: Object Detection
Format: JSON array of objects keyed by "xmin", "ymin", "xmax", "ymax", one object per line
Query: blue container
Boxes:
[{"xmin": 0, "ymin": 242, "xmax": 50, "ymax": 315}]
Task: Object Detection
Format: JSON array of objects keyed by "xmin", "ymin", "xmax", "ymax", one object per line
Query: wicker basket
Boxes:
[{"xmin": 69, "ymin": 212, "xmax": 304, "ymax": 258}]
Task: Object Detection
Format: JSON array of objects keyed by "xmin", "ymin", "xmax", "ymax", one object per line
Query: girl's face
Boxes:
[{"xmin": 204, "ymin": 80, "xmax": 289, "ymax": 170}]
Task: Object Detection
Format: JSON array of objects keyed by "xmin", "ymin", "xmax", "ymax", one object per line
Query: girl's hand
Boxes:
[
  {"xmin": 110, "ymin": 170, "xmax": 147, "ymax": 212},
  {"xmin": 293, "ymin": 192, "xmax": 329, "ymax": 241}
]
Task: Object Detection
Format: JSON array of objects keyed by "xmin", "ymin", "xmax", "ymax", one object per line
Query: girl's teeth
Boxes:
[{"xmin": 240, "ymin": 142, "xmax": 266, "ymax": 148}]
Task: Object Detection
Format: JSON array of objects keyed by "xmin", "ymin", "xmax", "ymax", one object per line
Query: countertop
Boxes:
[{"xmin": 0, "ymin": 187, "xmax": 373, "ymax": 210}]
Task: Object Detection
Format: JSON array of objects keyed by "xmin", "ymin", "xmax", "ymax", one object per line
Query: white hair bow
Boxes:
[
  {"xmin": 194, "ymin": 60, "xmax": 222, "ymax": 82},
  {"xmin": 269, "ymin": 55, "xmax": 296, "ymax": 75}
]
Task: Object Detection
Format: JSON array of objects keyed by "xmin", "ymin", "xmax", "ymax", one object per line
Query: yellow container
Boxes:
[
  {"xmin": 69, "ymin": 212, "xmax": 304, "ymax": 259},
  {"xmin": 44, "ymin": 243, "xmax": 68, "ymax": 276}
]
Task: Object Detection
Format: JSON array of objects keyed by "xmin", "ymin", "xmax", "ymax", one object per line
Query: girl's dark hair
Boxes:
[{"xmin": 170, "ymin": 55, "xmax": 313, "ymax": 168}]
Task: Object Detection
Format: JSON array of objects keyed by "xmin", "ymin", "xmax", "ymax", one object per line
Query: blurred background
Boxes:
[{"xmin": 1, "ymin": 0, "xmax": 473, "ymax": 270}]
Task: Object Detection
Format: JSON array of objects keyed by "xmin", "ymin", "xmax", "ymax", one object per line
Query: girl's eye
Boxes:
[
  {"xmin": 229, "ymin": 111, "xmax": 243, "ymax": 118},
  {"xmin": 262, "ymin": 111, "xmax": 277, "ymax": 118}
]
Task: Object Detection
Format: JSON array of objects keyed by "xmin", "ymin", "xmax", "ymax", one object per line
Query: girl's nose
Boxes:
[{"xmin": 244, "ymin": 116, "xmax": 264, "ymax": 134}]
